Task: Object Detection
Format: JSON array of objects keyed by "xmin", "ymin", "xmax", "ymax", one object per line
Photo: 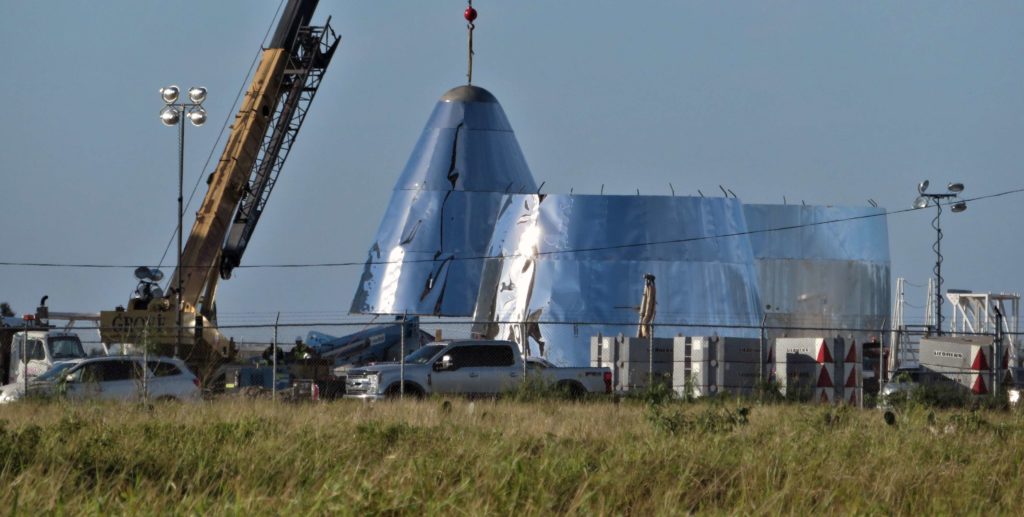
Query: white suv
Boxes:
[{"xmin": 0, "ymin": 356, "xmax": 200, "ymax": 403}]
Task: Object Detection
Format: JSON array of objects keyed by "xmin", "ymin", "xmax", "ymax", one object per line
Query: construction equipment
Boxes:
[
  {"xmin": 215, "ymin": 317, "xmax": 434, "ymax": 400},
  {"xmin": 99, "ymin": 0, "xmax": 340, "ymax": 380}
]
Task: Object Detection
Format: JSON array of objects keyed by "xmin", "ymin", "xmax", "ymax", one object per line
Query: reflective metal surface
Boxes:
[
  {"xmin": 351, "ymin": 85, "xmax": 537, "ymax": 315},
  {"xmin": 473, "ymin": 194, "xmax": 765, "ymax": 366},
  {"xmin": 350, "ymin": 189, "xmax": 511, "ymax": 315},
  {"xmin": 352, "ymin": 85, "xmax": 893, "ymax": 367},
  {"xmin": 394, "ymin": 85, "xmax": 535, "ymax": 194},
  {"xmin": 743, "ymin": 204, "xmax": 891, "ymax": 341}
]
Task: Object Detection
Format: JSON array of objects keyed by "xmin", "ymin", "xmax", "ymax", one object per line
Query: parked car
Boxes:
[
  {"xmin": 344, "ymin": 340, "xmax": 612, "ymax": 400},
  {"xmin": 0, "ymin": 356, "xmax": 200, "ymax": 404}
]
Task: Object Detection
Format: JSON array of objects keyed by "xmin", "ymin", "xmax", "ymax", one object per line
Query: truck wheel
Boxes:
[
  {"xmin": 385, "ymin": 383, "xmax": 423, "ymax": 399},
  {"xmin": 557, "ymin": 381, "xmax": 587, "ymax": 400}
]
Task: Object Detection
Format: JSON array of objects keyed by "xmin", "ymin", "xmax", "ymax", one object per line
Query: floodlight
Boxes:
[
  {"xmin": 133, "ymin": 266, "xmax": 165, "ymax": 282},
  {"xmin": 160, "ymin": 106, "xmax": 180, "ymax": 126},
  {"xmin": 947, "ymin": 182, "xmax": 964, "ymax": 193},
  {"xmin": 917, "ymin": 180, "xmax": 930, "ymax": 194},
  {"xmin": 951, "ymin": 202, "xmax": 967, "ymax": 213},
  {"xmin": 913, "ymin": 196, "xmax": 928, "ymax": 209},
  {"xmin": 188, "ymin": 86, "xmax": 207, "ymax": 104},
  {"xmin": 188, "ymin": 107, "xmax": 207, "ymax": 126},
  {"xmin": 160, "ymin": 85, "xmax": 180, "ymax": 104}
]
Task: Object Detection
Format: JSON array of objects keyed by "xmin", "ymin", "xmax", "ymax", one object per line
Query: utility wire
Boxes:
[
  {"xmin": 44, "ymin": 320, "xmax": 1024, "ymax": 337},
  {"xmin": 3, "ymin": 186, "xmax": 1023, "ymax": 271}
]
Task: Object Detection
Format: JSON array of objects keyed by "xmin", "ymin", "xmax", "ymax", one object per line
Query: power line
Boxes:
[
  {"xmin": 2, "ymin": 185, "xmax": 1023, "ymax": 271},
  {"xmin": 42, "ymin": 319, "xmax": 1024, "ymax": 337}
]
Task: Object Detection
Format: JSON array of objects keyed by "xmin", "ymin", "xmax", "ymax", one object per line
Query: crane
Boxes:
[{"xmin": 100, "ymin": 0, "xmax": 339, "ymax": 377}]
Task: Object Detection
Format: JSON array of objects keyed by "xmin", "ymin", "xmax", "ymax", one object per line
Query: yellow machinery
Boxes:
[{"xmin": 101, "ymin": 0, "xmax": 339, "ymax": 379}]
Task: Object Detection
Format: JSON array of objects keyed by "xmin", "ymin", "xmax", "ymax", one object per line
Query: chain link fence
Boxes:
[{"xmin": 4, "ymin": 315, "xmax": 1021, "ymax": 404}]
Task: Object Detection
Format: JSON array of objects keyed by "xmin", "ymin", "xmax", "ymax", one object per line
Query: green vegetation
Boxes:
[
  {"xmin": 1, "ymin": 398, "xmax": 1023, "ymax": 514},
  {"xmin": 884, "ymin": 382, "xmax": 1012, "ymax": 411}
]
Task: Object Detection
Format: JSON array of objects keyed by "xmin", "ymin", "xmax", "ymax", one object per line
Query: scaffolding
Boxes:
[{"xmin": 947, "ymin": 290, "xmax": 1020, "ymax": 368}]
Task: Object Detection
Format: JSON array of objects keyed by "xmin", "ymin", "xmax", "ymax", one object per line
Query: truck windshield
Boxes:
[
  {"xmin": 404, "ymin": 344, "xmax": 445, "ymax": 365},
  {"xmin": 49, "ymin": 337, "xmax": 86, "ymax": 360}
]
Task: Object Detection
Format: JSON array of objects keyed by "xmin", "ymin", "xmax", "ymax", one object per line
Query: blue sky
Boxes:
[{"xmin": 1, "ymin": 1, "xmax": 1022, "ymax": 332}]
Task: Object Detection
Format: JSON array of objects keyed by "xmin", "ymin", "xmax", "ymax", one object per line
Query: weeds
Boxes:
[
  {"xmin": 0, "ymin": 399, "xmax": 1023, "ymax": 514},
  {"xmin": 630, "ymin": 381, "xmax": 675, "ymax": 406},
  {"xmin": 883, "ymin": 383, "xmax": 1011, "ymax": 411},
  {"xmin": 645, "ymin": 403, "xmax": 750, "ymax": 435},
  {"xmin": 356, "ymin": 421, "xmax": 419, "ymax": 449},
  {"xmin": 753, "ymin": 377, "xmax": 784, "ymax": 404},
  {"xmin": 505, "ymin": 374, "xmax": 571, "ymax": 402}
]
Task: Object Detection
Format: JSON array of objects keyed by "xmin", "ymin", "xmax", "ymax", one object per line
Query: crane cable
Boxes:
[{"xmin": 465, "ymin": 1, "xmax": 477, "ymax": 85}]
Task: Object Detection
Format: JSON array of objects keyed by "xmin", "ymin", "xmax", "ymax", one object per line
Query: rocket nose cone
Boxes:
[{"xmin": 440, "ymin": 85, "xmax": 498, "ymax": 103}]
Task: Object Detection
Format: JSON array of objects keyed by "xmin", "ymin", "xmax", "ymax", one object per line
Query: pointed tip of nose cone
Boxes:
[
  {"xmin": 440, "ymin": 85, "xmax": 499, "ymax": 104},
  {"xmin": 425, "ymin": 84, "xmax": 509, "ymax": 131},
  {"xmin": 393, "ymin": 84, "xmax": 538, "ymax": 193}
]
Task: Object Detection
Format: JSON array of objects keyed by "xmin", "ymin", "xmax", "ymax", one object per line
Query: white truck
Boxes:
[
  {"xmin": 5, "ymin": 330, "xmax": 88, "ymax": 385},
  {"xmin": 343, "ymin": 339, "xmax": 612, "ymax": 399}
]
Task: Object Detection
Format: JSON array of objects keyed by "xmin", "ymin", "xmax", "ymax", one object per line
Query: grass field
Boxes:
[{"xmin": 1, "ymin": 397, "xmax": 1023, "ymax": 515}]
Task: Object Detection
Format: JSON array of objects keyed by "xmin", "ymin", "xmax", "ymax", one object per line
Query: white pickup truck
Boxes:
[{"xmin": 343, "ymin": 339, "xmax": 611, "ymax": 399}]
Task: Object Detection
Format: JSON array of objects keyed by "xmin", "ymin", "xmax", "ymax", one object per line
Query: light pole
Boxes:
[
  {"xmin": 913, "ymin": 180, "xmax": 967, "ymax": 336},
  {"xmin": 159, "ymin": 85, "xmax": 207, "ymax": 357}
]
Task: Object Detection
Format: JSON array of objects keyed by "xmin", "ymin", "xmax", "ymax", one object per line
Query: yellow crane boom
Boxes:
[{"xmin": 100, "ymin": 0, "xmax": 338, "ymax": 375}]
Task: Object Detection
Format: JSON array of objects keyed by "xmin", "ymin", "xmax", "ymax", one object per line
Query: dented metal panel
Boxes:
[
  {"xmin": 350, "ymin": 189, "xmax": 509, "ymax": 315},
  {"xmin": 351, "ymin": 85, "xmax": 538, "ymax": 315},
  {"xmin": 475, "ymin": 194, "xmax": 764, "ymax": 366}
]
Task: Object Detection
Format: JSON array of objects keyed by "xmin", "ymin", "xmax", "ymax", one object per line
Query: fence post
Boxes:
[
  {"xmin": 878, "ymin": 318, "xmax": 887, "ymax": 383},
  {"xmin": 272, "ymin": 312, "xmax": 279, "ymax": 402},
  {"xmin": 759, "ymin": 313, "xmax": 767, "ymax": 384},
  {"xmin": 994, "ymin": 307, "xmax": 1003, "ymax": 396},
  {"xmin": 400, "ymin": 313, "xmax": 406, "ymax": 399},
  {"xmin": 522, "ymin": 321, "xmax": 528, "ymax": 379},
  {"xmin": 142, "ymin": 322, "xmax": 149, "ymax": 404},
  {"xmin": 22, "ymin": 317, "xmax": 29, "ymax": 396},
  {"xmin": 648, "ymin": 324, "xmax": 654, "ymax": 388}
]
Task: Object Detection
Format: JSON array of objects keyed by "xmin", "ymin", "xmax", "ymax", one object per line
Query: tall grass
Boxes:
[{"xmin": 1, "ymin": 398, "xmax": 1023, "ymax": 514}]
